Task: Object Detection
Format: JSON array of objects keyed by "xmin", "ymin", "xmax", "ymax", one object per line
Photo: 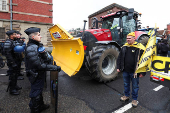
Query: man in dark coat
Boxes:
[
  {"xmin": 24, "ymin": 27, "xmax": 61, "ymax": 113},
  {"xmin": 157, "ymin": 39, "xmax": 169, "ymax": 57},
  {"xmin": 117, "ymin": 32, "xmax": 146, "ymax": 107},
  {"xmin": 4, "ymin": 30, "xmax": 22, "ymax": 95}
]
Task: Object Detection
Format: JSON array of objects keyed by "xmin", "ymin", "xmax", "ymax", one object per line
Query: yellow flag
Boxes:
[{"xmin": 135, "ymin": 26, "xmax": 157, "ymax": 73}]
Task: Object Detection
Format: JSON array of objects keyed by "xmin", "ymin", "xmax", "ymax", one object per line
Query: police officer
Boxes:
[
  {"xmin": 24, "ymin": 27, "xmax": 61, "ymax": 113},
  {"xmin": 4, "ymin": 30, "xmax": 22, "ymax": 95},
  {"xmin": 15, "ymin": 31, "xmax": 24, "ymax": 80}
]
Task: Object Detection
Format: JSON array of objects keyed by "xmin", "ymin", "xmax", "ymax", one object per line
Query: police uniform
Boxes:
[
  {"xmin": 15, "ymin": 31, "xmax": 24, "ymax": 80},
  {"xmin": 4, "ymin": 30, "xmax": 21, "ymax": 95},
  {"xmin": 24, "ymin": 27, "xmax": 61, "ymax": 113}
]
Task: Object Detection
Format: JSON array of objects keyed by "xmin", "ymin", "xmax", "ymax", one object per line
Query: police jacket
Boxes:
[
  {"xmin": 3, "ymin": 38, "xmax": 17, "ymax": 67},
  {"xmin": 117, "ymin": 46, "xmax": 146, "ymax": 76},
  {"xmin": 25, "ymin": 39, "xmax": 59, "ymax": 72}
]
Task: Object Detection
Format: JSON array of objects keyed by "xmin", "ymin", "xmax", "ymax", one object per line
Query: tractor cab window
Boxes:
[
  {"xmin": 102, "ymin": 18, "xmax": 114, "ymax": 29},
  {"xmin": 102, "ymin": 18, "xmax": 119, "ymax": 29},
  {"xmin": 102, "ymin": 17, "xmax": 120, "ymax": 42},
  {"xmin": 111, "ymin": 18, "xmax": 119, "ymax": 29},
  {"xmin": 122, "ymin": 16, "xmax": 136, "ymax": 44},
  {"xmin": 122, "ymin": 16, "xmax": 135, "ymax": 35},
  {"xmin": 110, "ymin": 18, "xmax": 120, "ymax": 42}
]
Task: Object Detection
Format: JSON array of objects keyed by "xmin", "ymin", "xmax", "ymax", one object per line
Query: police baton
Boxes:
[
  {"xmin": 54, "ymin": 61, "xmax": 58, "ymax": 113},
  {"xmin": 50, "ymin": 61, "xmax": 58, "ymax": 113}
]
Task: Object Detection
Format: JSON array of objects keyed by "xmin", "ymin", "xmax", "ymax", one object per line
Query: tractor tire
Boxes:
[
  {"xmin": 85, "ymin": 45, "xmax": 119, "ymax": 83},
  {"xmin": 138, "ymin": 35, "xmax": 149, "ymax": 46}
]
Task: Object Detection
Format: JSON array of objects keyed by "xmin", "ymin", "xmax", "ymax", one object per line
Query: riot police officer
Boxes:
[
  {"xmin": 15, "ymin": 31, "xmax": 24, "ymax": 80},
  {"xmin": 24, "ymin": 27, "xmax": 61, "ymax": 113},
  {"xmin": 4, "ymin": 30, "xmax": 22, "ymax": 95}
]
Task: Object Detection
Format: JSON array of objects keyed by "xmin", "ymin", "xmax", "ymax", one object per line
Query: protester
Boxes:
[
  {"xmin": 24, "ymin": 27, "xmax": 61, "ymax": 113},
  {"xmin": 157, "ymin": 38, "xmax": 169, "ymax": 57},
  {"xmin": 117, "ymin": 32, "xmax": 146, "ymax": 107}
]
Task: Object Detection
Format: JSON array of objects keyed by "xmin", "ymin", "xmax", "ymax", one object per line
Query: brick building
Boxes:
[
  {"xmin": 0, "ymin": 0, "xmax": 53, "ymax": 47},
  {"xmin": 88, "ymin": 3, "xmax": 129, "ymax": 29}
]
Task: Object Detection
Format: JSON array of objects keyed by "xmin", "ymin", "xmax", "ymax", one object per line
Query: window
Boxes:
[
  {"xmin": 0, "ymin": 27, "xmax": 5, "ymax": 39},
  {"xmin": 122, "ymin": 16, "xmax": 135, "ymax": 33},
  {"xmin": 0, "ymin": 0, "xmax": 7, "ymax": 11}
]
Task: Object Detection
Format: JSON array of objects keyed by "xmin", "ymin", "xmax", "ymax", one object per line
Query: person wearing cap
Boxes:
[
  {"xmin": 117, "ymin": 32, "xmax": 146, "ymax": 107},
  {"xmin": 24, "ymin": 27, "xmax": 61, "ymax": 113},
  {"xmin": 15, "ymin": 31, "xmax": 24, "ymax": 80},
  {"xmin": 4, "ymin": 30, "xmax": 22, "ymax": 95}
]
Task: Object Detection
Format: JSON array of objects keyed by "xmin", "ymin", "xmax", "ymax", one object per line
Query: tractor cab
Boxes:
[{"xmin": 101, "ymin": 10, "xmax": 139, "ymax": 46}]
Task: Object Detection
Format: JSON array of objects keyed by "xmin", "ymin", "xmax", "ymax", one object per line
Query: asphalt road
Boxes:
[
  {"xmin": 58, "ymin": 67, "xmax": 170, "ymax": 113},
  {"xmin": 0, "ymin": 64, "xmax": 170, "ymax": 113}
]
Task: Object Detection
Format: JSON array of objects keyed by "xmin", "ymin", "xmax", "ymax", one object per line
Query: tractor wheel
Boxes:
[
  {"xmin": 85, "ymin": 45, "xmax": 119, "ymax": 83},
  {"xmin": 138, "ymin": 35, "xmax": 149, "ymax": 46}
]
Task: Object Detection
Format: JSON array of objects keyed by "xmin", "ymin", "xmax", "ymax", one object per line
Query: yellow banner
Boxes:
[
  {"xmin": 135, "ymin": 27, "xmax": 157, "ymax": 73},
  {"xmin": 151, "ymin": 56, "xmax": 170, "ymax": 80}
]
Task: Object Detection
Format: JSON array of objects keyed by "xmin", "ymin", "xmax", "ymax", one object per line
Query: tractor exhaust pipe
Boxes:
[{"xmin": 82, "ymin": 20, "xmax": 87, "ymax": 39}]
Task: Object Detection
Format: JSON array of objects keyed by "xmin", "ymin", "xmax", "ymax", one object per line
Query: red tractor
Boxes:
[{"xmin": 76, "ymin": 8, "xmax": 149, "ymax": 82}]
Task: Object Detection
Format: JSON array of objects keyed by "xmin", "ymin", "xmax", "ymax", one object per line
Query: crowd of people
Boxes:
[{"xmin": 3, "ymin": 27, "xmax": 61, "ymax": 113}]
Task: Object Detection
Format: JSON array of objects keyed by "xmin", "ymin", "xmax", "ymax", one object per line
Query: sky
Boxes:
[{"xmin": 53, "ymin": 0, "xmax": 170, "ymax": 31}]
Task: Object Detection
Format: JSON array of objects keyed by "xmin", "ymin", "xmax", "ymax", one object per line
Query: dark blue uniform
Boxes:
[
  {"xmin": 15, "ymin": 38, "xmax": 25, "ymax": 81},
  {"xmin": 24, "ymin": 27, "xmax": 60, "ymax": 113},
  {"xmin": 4, "ymin": 30, "xmax": 21, "ymax": 95}
]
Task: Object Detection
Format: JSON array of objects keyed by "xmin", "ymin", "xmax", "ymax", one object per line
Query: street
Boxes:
[
  {"xmin": 58, "ymin": 67, "xmax": 170, "ymax": 113},
  {"xmin": 0, "ymin": 64, "xmax": 170, "ymax": 113}
]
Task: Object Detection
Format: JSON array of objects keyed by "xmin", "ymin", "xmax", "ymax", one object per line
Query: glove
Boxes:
[
  {"xmin": 57, "ymin": 66, "xmax": 61, "ymax": 72},
  {"xmin": 46, "ymin": 64, "xmax": 61, "ymax": 72}
]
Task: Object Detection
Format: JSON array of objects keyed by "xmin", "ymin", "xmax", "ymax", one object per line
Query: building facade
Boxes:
[
  {"xmin": 88, "ymin": 3, "xmax": 129, "ymax": 29},
  {"xmin": 0, "ymin": 0, "xmax": 53, "ymax": 47}
]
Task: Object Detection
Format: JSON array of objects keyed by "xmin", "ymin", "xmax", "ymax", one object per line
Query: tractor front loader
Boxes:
[
  {"xmin": 49, "ymin": 8, "xmax": 149, "ymax": 83},
  {"xmin": 49, "ymin": 24, "xmax": 84, "ymax": 76}
]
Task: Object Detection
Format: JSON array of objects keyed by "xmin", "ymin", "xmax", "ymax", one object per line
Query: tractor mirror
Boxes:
[{"xmin": 127, "ymin": 8, "xmax": 134, "ymax": 20}]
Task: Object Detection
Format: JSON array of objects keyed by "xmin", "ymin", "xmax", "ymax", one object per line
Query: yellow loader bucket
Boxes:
[{"xmin": 49, "ymin": 24, "xmax": 84, "ymax": 76}]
